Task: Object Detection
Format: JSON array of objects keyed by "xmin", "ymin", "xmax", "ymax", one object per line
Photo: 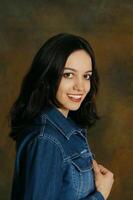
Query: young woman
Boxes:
[{"xmin": 9, "ymin": 33, "xmax": 114, "ymax": 200}]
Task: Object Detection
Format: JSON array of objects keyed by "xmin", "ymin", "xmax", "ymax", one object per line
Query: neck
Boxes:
[{"xmin": 57, "ymin": 108, "xmax": 69, "ymax": 118}]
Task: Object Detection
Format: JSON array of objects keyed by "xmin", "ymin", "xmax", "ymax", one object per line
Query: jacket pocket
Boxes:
[
  {"xmin": 71, "ymin": 152, "xmax": 93, "ymax": 172},
  {"xmin": 71, "ymin": 152, "xmax": 95, "ymax": 199}
]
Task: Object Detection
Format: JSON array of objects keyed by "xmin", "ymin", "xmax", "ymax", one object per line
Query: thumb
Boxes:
[{"xmin": 92, "ymin": 160, "xmax": 100, "ymax": 175}]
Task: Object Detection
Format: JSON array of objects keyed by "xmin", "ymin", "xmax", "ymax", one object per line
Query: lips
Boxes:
[{"xmin": 67, "ymin": 94, "xmax": 83, "ymax": 102}]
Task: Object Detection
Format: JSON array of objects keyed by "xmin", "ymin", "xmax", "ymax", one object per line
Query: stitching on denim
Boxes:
[
  {"xmin": 38, "ymin": 134, "xmax": 65, "ymax": 161},
  {"xmin": 44, "ymin": 115, "xmax": 70, "ymax": 139},
  {"xmin": 37, "ymin": 115, "xmax": 46, "ymax": 137},
  {"xmin": 64, "ymin": 154, "xmax": 79, "ymax": 162},
  {"xmin": 44, "ymin": 114, "xmax": 82, "ymax": 140},
  {"xmin": 71, "ymin": 162, "xmax": 80, "ymax": 200}
]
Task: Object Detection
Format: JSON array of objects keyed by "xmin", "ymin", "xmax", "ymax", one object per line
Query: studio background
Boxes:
[{"xmin": 0, "ymin": 1, "xmax": 133, "ymax": 199}]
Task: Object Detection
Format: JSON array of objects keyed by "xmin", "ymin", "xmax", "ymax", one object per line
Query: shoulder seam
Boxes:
[{"xmin": 37, "ymin": 134, "xmax": 65, "ymax": 161}]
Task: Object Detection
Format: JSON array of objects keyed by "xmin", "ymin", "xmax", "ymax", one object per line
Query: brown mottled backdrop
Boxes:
[{"xmin": 0, "ymin": 0, "xmax": 133, "ymax": 199}]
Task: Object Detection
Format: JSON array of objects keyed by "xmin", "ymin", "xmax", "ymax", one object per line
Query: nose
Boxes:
[{"xmin": 73, "ymin": 78, "xmax": 84, "ymax": 91}]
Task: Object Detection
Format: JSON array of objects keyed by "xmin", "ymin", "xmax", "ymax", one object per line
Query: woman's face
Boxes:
[{"xmin": 56, "ymin": 49, "xmax": 92, "ymax": 117}]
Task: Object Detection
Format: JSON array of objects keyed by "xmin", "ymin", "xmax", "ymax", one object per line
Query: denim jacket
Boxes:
[{"xmin": 11, "ymin": 105, "xmax": 104, "ymax": 200}]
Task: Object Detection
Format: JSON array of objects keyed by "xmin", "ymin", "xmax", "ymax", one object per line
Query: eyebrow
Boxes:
[{"xmin": 64, "ymin": 67, "xmax": 92, "ymax": 73}]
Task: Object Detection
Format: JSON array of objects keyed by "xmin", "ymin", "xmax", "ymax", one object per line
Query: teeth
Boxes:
[{"xmin": 68, "ymin": 95, "xmax": 82, "ymax": 99}]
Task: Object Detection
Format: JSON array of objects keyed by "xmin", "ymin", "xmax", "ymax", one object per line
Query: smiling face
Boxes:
[{"xmin": 56, "ymin": 49, "xmax": 92, "ymax": 117}]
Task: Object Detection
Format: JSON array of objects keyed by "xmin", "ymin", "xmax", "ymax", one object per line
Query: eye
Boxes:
[
  {"xmin": 84, "ymin": 74, "xmax": 91, "ymax": 80},
  {"xmin": 63, "ymin": 72, "xmax": 73, "ymax": 79}
]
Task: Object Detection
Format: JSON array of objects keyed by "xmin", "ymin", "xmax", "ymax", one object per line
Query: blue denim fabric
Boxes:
[{"xmin": 11, "ymin": 105, "xmax": 104, "ymax": 200}]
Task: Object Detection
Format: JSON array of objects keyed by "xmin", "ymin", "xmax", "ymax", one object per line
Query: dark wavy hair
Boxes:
[{"xmin": 8, "ymin": 33, "xmax": 100, "ymax": 141}]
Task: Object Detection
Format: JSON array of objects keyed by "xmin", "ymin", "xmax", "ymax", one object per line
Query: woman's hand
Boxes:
[{"xmin": 92, "ymin": 159, "xmax": 114, "ymax": 200}]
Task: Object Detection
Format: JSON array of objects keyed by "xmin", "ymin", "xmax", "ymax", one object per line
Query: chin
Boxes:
[{"xmin": 64, "ymin": 104, "xmax": 81, "ymax": 111}]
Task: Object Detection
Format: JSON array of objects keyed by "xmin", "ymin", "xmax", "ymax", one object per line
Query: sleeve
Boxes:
[
  {"xmin": 20, "ymin": 136, "xmax": 64, "ymax": 200},
  {"xmin": 80, "ymin": 191, "xmax": 105, "ymax": 200}
]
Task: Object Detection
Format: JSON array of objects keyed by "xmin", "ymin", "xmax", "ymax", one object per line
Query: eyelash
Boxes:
[{"xmin": 63, "ymin": 72, "xmax": 91, "ymax": 80}]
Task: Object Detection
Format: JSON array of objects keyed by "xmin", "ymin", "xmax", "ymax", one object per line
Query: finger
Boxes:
[
  {"xmin": 98, "ymin": 164, "xmax": 109, "ymax": 174},
  {"xmin": 99, "ymin": 165, "xmax": 114, "ymax": 177},
  {"xmin": 92, "ymin": 160, "xmax": 100, "ymax": 175}
]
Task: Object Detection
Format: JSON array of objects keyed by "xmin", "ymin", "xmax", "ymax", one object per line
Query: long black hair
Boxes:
[{"xmin": 8, "ymin": 33, "xmax": 100, "ymax": 141}]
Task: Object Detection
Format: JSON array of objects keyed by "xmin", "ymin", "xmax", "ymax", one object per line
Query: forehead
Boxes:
[{"xmin": 64, "ymin": 50, "xmax": 92, "ymax": 71}]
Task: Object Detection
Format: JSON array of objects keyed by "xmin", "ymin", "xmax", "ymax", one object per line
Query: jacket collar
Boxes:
[{"xmin": 35, "ymin": 105, "xmax": 87, "ymax": 140}]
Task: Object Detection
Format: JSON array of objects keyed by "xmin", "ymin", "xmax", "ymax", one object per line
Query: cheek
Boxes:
[{"xmin": 85, "ymin": 81, "xmax": 91, "ymax": 93}]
